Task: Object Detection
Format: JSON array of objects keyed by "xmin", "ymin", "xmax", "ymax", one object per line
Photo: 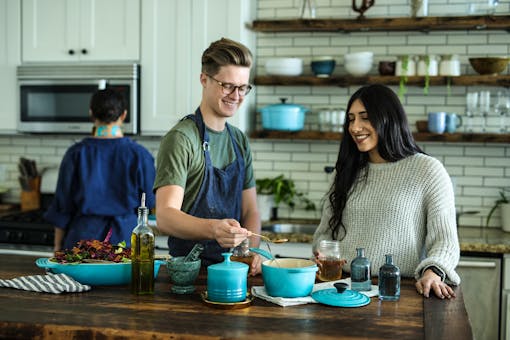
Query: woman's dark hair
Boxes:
[
  {"xmin": 328, "ymin": 84, "xmax": 424, "ymax": 240},
  {"xmin": 89, "ymin": 89, "xmax": 126, "ymax": 124}
]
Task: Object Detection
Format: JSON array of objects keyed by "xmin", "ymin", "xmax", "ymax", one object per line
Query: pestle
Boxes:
[{"xmin": 183, "ymin": 243, "xmax": 204, "ymax": 262}]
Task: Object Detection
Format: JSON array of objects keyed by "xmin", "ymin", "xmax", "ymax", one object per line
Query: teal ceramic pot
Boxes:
[
  {"xmin": 166, "ymin": 256, "xmax": 201, "ymax": 294},
  {"xmin": 261, "ymin": 258, "xmax": 318, "ymax": 298},
  {"xmin": 207, "ymin": 253, "xmax": 248, "ymax": 303},
  {"xmin": 259, "ymin": 98, "xmax": 308, "ymax": 131}
]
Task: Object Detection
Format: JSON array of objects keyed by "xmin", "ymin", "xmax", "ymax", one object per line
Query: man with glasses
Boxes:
[{"xmin": 153, "ymin": 38, "xmax": 262, "ymax": 274}]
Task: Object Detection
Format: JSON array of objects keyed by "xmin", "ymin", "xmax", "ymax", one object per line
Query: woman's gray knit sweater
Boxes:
[{"xmin": 313, "ymin": 153, "xmax": 461, "ymax": 285}]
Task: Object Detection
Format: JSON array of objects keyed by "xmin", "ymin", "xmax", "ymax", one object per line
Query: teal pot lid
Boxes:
[
  {"xmin": 208, "ymin": 253, "xmax": 248, "ymax": 272},
  {"xmin": 259, "ymin": 98, "xmax": 309, "ymax": 115},
  {"xmin": 312, "ymin": 284, "xmax": 371, "ymax": 308}
]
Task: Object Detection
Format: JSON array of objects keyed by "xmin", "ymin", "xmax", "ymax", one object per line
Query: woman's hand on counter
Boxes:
[{"xmin": 415, "ymin": 269, "xmax": 456, "ymax": 299}]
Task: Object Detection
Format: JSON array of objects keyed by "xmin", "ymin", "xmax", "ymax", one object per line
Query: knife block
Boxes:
[{"xmin": 21, "ymin": 176, "xmax": 41, "ymax": 212}]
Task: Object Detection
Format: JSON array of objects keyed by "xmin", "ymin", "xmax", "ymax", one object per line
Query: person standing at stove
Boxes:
[
  {"xmin": 44, "ymin": 88, "xmax": 156, "ymax": 251},
  {"xmin": 153, "ymin": 38, "xmax": 262, "ymax": 274}
]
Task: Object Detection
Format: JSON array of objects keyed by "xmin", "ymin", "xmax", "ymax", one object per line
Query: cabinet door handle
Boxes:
[
  {"xmin": 81, "ymin": 49, "xmax": 88, "ymax": 55},
  {"xmin": 457, "ymin": 260, "xmax": 497, "ymax": 268},
  {"xmin": 68, "ymin": 49, "xmax": 75, "ymax": 55}
]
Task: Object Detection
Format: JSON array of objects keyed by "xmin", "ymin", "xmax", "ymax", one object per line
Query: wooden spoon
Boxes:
[{"xmin": 249, "ymin": 232, "xmax": 288, "ymax": 244}]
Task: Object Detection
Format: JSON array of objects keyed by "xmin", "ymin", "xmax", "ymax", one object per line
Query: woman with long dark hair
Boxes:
[{"xmin": 313, "ymin": 84, "xmax": 460, "ymax": 299}]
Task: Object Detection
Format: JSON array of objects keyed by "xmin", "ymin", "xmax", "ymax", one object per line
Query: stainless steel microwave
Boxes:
[{"xmin": 17, "ymin": 64, "xmax": 140, "ymax": 134}]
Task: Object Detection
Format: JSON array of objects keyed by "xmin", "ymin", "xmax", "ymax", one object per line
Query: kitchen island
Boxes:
[{"xmin": 0, "ymin": 255, "xmax": 472, "ymax": 339}]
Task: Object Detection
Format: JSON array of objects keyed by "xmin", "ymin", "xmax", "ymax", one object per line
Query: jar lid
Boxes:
[{"xmin": 208, "ymin": 253, "xmax": 248, "ymax": 272}]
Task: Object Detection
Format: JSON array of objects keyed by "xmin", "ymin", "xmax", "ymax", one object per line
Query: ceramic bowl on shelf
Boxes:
[
  {"xmin": 344, "ymin": 51, "xmax": 373, "ymax": 76},
  {"xmin": 469, "ymin": 57, "xmax": 509, "ymax": 75},
  {"xmin": 265, "ymin": 58, "xmax": 303, "ymax": 76},
  {"xmin": 345, "ymin": 61, "xmax": 373, "ymax": 76},
  {"xmin": 311, "ymin": 57, "xmax": 336, "ymax": 77}
]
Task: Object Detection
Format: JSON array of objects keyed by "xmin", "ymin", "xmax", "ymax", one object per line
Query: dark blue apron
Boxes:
[{"xmin": 167, "ymin": 108, "xmax": 245, "ymax": 266}]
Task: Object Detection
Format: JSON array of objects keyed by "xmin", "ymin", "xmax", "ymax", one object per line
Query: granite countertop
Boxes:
[{"xmin": 261, "ymin": 220, "xmax": 510, "ymax": 255}]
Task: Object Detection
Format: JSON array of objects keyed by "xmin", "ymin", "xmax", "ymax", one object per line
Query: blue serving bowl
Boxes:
[
  {"xmin": 36, "ymin": 258, "xmax": 164, "ymax": 286},
  {"xmin": 311, "ymin": 58, "xmax": 336, "ymax": 77}
]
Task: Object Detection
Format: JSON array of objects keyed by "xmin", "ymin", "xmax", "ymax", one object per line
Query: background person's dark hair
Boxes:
[
  {"xmin": 89, "ymin": 89, "xmax": 126, "ymax": 124},
  {"xmin": 328, "ymin": 84, "xmax": 424, "ymax": 240}
]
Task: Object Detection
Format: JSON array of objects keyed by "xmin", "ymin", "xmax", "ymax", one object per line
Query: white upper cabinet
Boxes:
[
  {"xmin": 22, "ymin": 0, "xmax": 140, "ymax": 62},
  {"xmin": 140, "ymin": 0, "xmax": 255, "ymax": 135},
  {"xmin": 0, "ymin": 0, "xmax": 20, "ymax": 133}
]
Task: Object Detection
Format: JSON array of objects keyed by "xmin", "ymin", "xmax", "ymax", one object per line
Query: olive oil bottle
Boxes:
[{"xmin": 131, "ymin": 193, "xmax": 155, "ymax": 294}]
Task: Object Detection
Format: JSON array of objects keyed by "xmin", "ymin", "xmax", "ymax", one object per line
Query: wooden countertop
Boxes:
[{"xmin": 0, "ymin": 255, "xmax": 472, "ymax": 339}]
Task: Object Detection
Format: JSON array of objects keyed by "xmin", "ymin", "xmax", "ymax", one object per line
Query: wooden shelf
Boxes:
[
  {"xmin": 250, "ymin": 15, "xmax": 510, "ymax": 33},
  {"xmin": 250, "ymin": 130, "xmax": 510, "ymax": 143},
  {"xmin": 254, "ymin": 75, "xmax": 510, "ymax": 87}
]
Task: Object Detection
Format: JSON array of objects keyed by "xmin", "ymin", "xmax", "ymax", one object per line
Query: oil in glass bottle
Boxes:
[
  {"xmin": 131, "ymin": 192, "xmax": 155, "ymax": 294},
  {"xmin": 350, "ymin": 247, "xmax": 371, "ymax": 291},
  {"xmin": 378, "ymin": 254, "xmax": 400, "ymax": 301}
]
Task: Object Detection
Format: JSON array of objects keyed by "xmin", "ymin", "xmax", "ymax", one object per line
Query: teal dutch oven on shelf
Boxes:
[{"xmin": 259, "ymin": 98, "xmax": 309, "ymax": 131}]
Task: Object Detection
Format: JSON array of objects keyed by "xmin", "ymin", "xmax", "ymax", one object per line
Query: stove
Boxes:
[{"xmin": 0, "ymin": 207, "xmax": 54, "ymax": 246}]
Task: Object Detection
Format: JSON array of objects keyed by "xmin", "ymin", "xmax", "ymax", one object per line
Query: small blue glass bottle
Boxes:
[
  {"xmin": 350, "ymin": 247, "xmax": 371, "ymax": 291},
  {"xmin": 378, "ymin": 254, "xmax": 400, "ymax": 301}
]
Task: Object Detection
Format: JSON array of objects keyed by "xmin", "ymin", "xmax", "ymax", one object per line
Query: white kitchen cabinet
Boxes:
[
  {"xmin": 140, "ymin": 0, "xmax": 255, "ymax": 135},
  {"xmin": 502, "ymin": 254, "xmax": 510, "ymax": 340},
  {"xmin": 456, "ymin": 256, "xmax": 502, "ymax": 340},
  {"xmin": 22, "ymin": 0, "xmax": 140, "ymax": 62},
  {"xmin": 0, "ymin": 0, "xmax": 20, "ymax": 133}
]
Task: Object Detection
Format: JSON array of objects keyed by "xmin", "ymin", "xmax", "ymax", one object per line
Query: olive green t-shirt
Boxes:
[{"xmin": 153, "ymin": 117, "xmax": 255, "ymax": 213}]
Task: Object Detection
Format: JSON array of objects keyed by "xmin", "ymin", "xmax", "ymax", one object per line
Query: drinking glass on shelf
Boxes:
[
  {"xmin": 494, "ymin": 90, "xmax": 510, "ymax": 133},
  {"xmin": 465, "ymin": 92, "xmax": 478, "ymax": 132},
  {"xmin": 479, "ymin": 90, "xmax": 491, "ymax": 132}
]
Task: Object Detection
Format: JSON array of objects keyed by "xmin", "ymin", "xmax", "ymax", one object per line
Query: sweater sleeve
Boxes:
[{"xmin": 413, "ymin": 158, "xmax": 461, "ymax": 285}]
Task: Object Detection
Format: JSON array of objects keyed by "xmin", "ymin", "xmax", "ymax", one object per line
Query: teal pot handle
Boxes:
[{"xmin": 249, "ymin": 247, "xmax": 274, "ymax": 260}]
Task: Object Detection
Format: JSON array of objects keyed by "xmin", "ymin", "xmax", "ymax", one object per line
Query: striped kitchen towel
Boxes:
[{"xmin": 0, "ymin": 273, "xmax": 91, "ymax": 294}]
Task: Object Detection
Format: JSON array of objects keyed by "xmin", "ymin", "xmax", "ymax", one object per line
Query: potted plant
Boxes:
[
  {"xmin": 486, "ymin": 189, "xmax": 510, "ymax": 231},
  {"xmin": 256, "ymin": 174, "xmax": 315, "ymax": 221}
]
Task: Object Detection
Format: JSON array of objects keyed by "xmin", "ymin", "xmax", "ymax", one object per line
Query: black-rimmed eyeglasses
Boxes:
[{"xmin": 206, "ymin": 74, "xmax": 253, "ymax": 96}]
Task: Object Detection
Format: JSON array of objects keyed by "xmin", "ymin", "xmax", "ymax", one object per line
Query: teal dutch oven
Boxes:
[
  {"xmin": 259, "ymin": 98, "xmax": 309, "ymax": 131},
  {"xmin": 250, "ymin": 247, "xmax": 318, "ymax": 298}
]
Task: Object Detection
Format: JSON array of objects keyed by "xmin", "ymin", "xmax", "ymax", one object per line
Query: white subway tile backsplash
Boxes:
[
  {"xmin": 465, "ymin": 167, "xmax": 505, "ymax": 177},
  {"xmin": 274, "ymin": 161, "xmax": 309, "ymax": 171},
  {"xmin": 444, "ymin": 156, "xmax": 485, "ymax": 167}
]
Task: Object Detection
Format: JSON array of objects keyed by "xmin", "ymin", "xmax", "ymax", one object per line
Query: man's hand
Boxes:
[{"xmin": 211, "ymin": 219, "xmax": 249, "ymax": 248}]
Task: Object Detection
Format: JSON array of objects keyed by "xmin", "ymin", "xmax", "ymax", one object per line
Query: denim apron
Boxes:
[{"xmin": 167, "ymin": 108, "xmax": 245, "ymax": 266}]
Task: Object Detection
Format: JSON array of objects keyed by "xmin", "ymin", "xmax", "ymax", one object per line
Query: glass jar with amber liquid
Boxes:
[
  {"xmin": 317, "ymin": 240, "xmax": 344, "ymax": 281},
  {"xmin": 231, "ymin": 239, "xmax": 254, "ymax": 268}
]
